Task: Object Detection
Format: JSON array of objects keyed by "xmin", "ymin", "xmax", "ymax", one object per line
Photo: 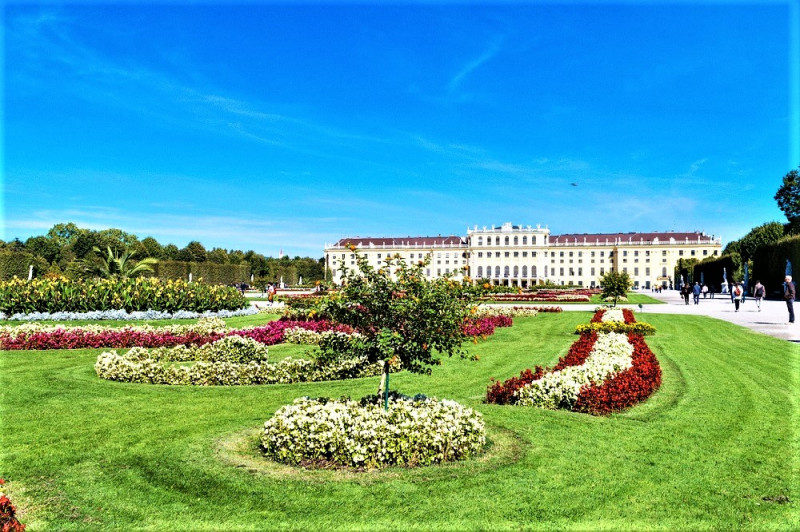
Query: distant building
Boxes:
[{"xmin": 324, "ymin": 222, "xmax": 722, "ymax": 289}]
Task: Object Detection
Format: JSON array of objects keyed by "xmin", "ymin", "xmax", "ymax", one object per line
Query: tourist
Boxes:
[
  {"xmin": 753, "ymin": 280, "xmax": 765, "ymax": 312},
  {"xmin": 784, "ymin": 275, "xmax": 796, "ymax": 324},
  {"xmin": 702, "ymin": 283, "xmax": 708, "ymax": 298},
  {"xmin": 710, "ymin": 284, "xmax": 715, "ymax": 299},
  {"xmin": 680, "ymin": 282, "xmax": 691, "ymax": 305},
  {"xmin": 692, "ymin": 282, "xmax": 701, "ymax": 305},
  {"xmin": 733, "ymin": 282, "xmax": 743, "ymax": 312}
]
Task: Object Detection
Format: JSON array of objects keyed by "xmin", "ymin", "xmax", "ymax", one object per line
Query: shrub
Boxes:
[
  {"xmin": 0, "ymin": 277, "xmax": 248, "ymax": 315},
  {"xmin": 260, "ymin": 394, "xmax": 485, "ymax": 468}
]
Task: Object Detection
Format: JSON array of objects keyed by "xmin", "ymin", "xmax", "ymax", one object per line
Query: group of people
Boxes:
[
  {"xmin": 680, "ymin": 280, "xmax": 766, "ymax": 312},
  {"xmin": 677, "ymin": 276, "xmax": 797, "ymax": 324}
]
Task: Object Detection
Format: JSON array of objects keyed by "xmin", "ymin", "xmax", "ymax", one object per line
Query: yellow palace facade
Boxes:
[{"xmin": 324, "ymin": 222, "xmax": 722, "ymax": 289}]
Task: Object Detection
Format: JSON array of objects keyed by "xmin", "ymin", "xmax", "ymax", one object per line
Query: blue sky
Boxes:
[{"xmin": 3, "ymin": 1, "xmax": 799, "ymax": 257}]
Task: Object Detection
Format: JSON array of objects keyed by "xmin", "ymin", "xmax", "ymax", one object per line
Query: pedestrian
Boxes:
[
  {"xmin": 680, "ymin": 282, "xmax": 691, "ymax": 305},
  {"xmin": 267, "ymin": 283, "xmax": 276, "ymax": 303},
  {"xmin": 710, "ymin": 284, "xmax": 715, "ymax": 299},
  {"xmin": 733, "ymin": 282, "xmax": 743, "ymax": 312},
  {"xmin": 692, "ymin": 282, "xmax": 701, "ymax": 305},
  {"xmin": 784, "ymin": 275, "xmax": 796, "ymax": 324},
  {"xmin": 702, "ymin": 283, "xmax": 708, "ymax": 299},
  {"xmin": 753, "ymin": 280, "xmax": 765, "ymax": 312}
]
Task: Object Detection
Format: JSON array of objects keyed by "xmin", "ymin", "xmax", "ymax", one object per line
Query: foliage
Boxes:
[
  {"xmin": 598, "ymin": 270, "xmax": 632, "ymax": 306},
  {"xmin": 84, "ymin": 245, "xmax": 158, "ymax": 279},
  {"xmin": 260, "ymin": 395, "xmax": 485, "ymax": 468},
  {"xmin": 574, "ymin": 321, "xmax": 656, "ymax": 336},
  {"xmin": 0, "ymin": 251, "xmax": 48, "ymax": 281},
  {"xmin": 0, "ymin": 277, "xmax": 248, "ymax": 315},
  {"xmin": 774, "ymin": 166, "xmax": 800, "ymax": 232},
  {"xmin": 323, "ymin": 247, "xmax": 473, "ymax": 375},
  {"xmin": 724, "ymin": 221, "xmax": 786, "ymax": 260}
]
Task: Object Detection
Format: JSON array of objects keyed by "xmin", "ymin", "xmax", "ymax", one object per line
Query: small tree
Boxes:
[
  {"xmin": 323, "ymin": 247, "xmax": 472, "ymax": 403},
  {"xmin": 599, "ymin": 270, "xmax": 632, "ymax": 307}
]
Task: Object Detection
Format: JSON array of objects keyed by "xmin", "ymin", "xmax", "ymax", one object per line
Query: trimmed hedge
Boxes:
[{"xmin": 149, "ymin": 260, "xmax": 250, "ymax": 285}]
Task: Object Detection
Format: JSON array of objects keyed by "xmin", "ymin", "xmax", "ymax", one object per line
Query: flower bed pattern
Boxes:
[
  {"xmin": 95, "ymin": 335, "xmax": 389, "ymax": 386},
  {"xmin": 0, "ymin": 307, "xmax": 258, "ymax": 322},
  {"xmin": 486, "ymin": 311, "xmax": 661, "ymax": 415},
  {"xmin": 0, "ymin": 319, "xmax": 350, "ymax": 351},
  {"xmin": 261, "ymin": 394, "xmax": 485, "ymax": 468},
  {"xmin": 576, "ymin": 308, "xmax": 655, "ymax": 335}
]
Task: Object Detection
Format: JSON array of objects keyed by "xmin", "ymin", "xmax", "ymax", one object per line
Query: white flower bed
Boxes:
[
  {"xmin": 0, "ymin": 307, "xmax": 258, "ymax": 322},
  {"xmin": 261, "ymin": 395, "xmax": 485, "ymax": 468},
  {"xmin": 95, "ymin": 336, "xmax": 387, "ymax": 386},
  {"xmin": 514, "ymin": 332, "xmax": 633, "ymax": 409},
  {"xmin": 475, "ymin": 306, "xmax": 538, "ymax": 318},
  {"xmin": 0, "ymin": 316, "xmax": 229, "ymax": 337},
  {"xmin": 282, "ymin": 327, "xmax": 363, "ymax": 346},
  {"xmin": 601, "ymin": 308, "xmax": 625, "ymax": 322}
]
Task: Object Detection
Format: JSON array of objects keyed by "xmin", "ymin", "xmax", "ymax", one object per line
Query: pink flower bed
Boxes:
[
  {"xmin": 462, "ymin": 315, "xmax": 513, "ymax": 338},
  {"xmin": 0, "ymin": 320, "xmax": 350, "ymax": 351}
]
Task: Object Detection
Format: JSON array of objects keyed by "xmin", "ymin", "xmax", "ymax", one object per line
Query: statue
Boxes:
[{"xmin": 721, "ymin": 267, "xmax": 728, "ymax": 293}]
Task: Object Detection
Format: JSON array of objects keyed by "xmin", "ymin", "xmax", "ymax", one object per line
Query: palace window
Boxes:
[
  {"xmin": 505, "ymin": 236, "xmax": 510, "ymax": 245},
  {"xmin": 477, "ymin": 266, "xmax": 483, "ymax": 277},
  {"xmin": 522, "ymin": 236, "xmax": 528, "ymax": 245},
  {"xmin": 513, "ymin": 266, "xmax": 519, "ymax": 277},
  {"xmin": 495, "ymin": 266, "xmax": 501, "ymax": 277},
  {"xmin": 522, "ymin": 265, "xmax": 528, "ymax": 277}
]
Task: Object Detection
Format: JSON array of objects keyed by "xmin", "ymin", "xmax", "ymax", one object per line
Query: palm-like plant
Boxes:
[{"xmin": 86, "ymin": 246, "xmax": 158, "ymax": 279}]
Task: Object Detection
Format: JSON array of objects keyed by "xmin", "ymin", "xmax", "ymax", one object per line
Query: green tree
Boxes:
[
  {"xmin": 141, "ymin": 237, "xmax": 164, "ymax": 259},
  {"xmin": 599, "ymin": 270, "xmax": 632, "ymax": 307},
  {"xmin": 207, "ymin": 247, "xmax": 230, "ymax": 264},
  {"xmin": 323, "ymin": 248, "xmax": 473, "ymax": 401},
  {"xmin": 84, "ymin": 246, "xmax": 158, "ymax": 279},
  {"xmin": 162, "ymin": 244, "xmax": 180, "ymax": 260},
  {"xmin": 737, "ymin": 221, "xmax": 786, "ymax": 260},
  {"xmin": 181, "ymin": 241, "xmax": 207, "ymax": 262},
  {"xmin": 24, "ymin": 235, "xmax": 61, "ymax": 264},
  {"xmin": 775, "ymin": 166, "xmax": 800, "ymax": 233},
  {"xmin": 46, "ymin": 223, "xmax": 81, "ymax": 248}
]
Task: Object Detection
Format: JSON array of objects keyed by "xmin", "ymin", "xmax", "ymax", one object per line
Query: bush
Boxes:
[
  {"xmin": 0, "ymin": 277, "xmax": 248, "ymax": 314},
  {"xmin": 260, "ymin": 394, "xmax": 485, "ymax": 468}
]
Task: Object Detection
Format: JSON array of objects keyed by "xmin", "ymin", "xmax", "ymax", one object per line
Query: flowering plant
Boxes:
[
  {"xmin": 0, "ymin": 479, "xmax": 25, "ymax": 532},
  {"xmin": 261, "ymin": 394, "xmax": 485, "ymax": 468}
]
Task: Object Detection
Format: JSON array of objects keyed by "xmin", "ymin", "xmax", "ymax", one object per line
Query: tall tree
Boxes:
[
  {"xmin": 599, "ymin": 270, "xmax": 632, "ymax": 307},
  {"xmin": 775, "ymin": 166, "xmax": 800, "ymax": 233}
]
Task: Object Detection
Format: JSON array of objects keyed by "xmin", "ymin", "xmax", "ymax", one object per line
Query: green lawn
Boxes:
[
  {"xmin": 1, "ymin": 313, "xmax": 797, "ymax": 530},
  {"xmin": 486, "ymin": 292, "xmax": 664, "ymax": 305}
]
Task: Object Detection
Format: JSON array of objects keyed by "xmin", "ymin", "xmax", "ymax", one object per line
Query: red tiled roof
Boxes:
[
  {"xmin": 334, "ymin": 236, "xmax": 466, "ymax": 247},
  {"xmin": 549, "ymin": 232, "xmax": 716, "ymax": 244}
]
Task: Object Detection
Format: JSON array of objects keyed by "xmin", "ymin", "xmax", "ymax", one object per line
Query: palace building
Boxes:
[{"xmin": 324, "ymin": 222, "xmax": 722, "ymax": 289}]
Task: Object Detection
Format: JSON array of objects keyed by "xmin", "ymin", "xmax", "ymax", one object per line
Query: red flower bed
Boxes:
[
  {"xmin": 0, "ymin": 479, "xmax": 25, "ymax": 532},
  {"xmin": 487, "ymin": 312, "xmax": 661, "ymax": 414},
  {"xmin": 462, "ymin": 315, "xmax": 513, "ymax": 338},
  {"xmin": 482, "ymin": 293, "xmax": 590, "ymax": 302},
  {"xmin": 0, "ymin": 320, "xmax": 350, "ymax": 351},
  {"xmin": 519, "ymin": 306, "xmax": 563, "ymax": 313},
  {"xmin": 487, "ymin": 332, "xmax": 598, "ymax": 404},
  {"xmin": 574, "ymin": 333, "xmax": 661, "ymax": 415},
  {"xmin": 590, "ymin": 308, "xmax": 635, "ymax": 324}
]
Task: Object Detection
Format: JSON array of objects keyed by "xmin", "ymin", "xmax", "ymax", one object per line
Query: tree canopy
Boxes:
[
  {"xmin": 599, "ymin": 270, "xmax": 632, "ymax": 307},
  {"xmin": 774, "ymin": 166, "xmax": 800, "ymax": 233}
]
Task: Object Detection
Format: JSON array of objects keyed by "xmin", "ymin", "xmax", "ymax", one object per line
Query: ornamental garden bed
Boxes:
[
  {"xmin": 260, "ymin": 393, "xmax": 485, "ymax": 469},
  {"xmin": 486, "ymin": 308, "xmax": 661, "ymax": 415}
]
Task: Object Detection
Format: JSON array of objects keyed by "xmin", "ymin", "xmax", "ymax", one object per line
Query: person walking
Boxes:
[
  {"xmin": 680, "ymin": 282, "xmax": 691, "ymax": 305},
  {"xmin": 784, "ymin": 275, "xmax": 796, "ymax": 324},
  {"xmin": 702, "ymin": 283, "xmax": 708, "ymax": 298},
  {"xmin": 692, "ymin": 282, "xmax": 701, "ymax": 305},
  {"xmin": 753, "ymin": 280, "xmax": 765, "ymax": 311},
  {"xmin": 733, "ymin": 282, "xmax": 743, "ymax": 312}
]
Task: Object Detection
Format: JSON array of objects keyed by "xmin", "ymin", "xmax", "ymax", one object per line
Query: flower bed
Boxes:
[
  {"xmin": 480, "ymin": 293, "xmax": 590, "ymax": 302},
  {"xmin": 0, "ymin": 277, "xmax": 248, "ymax": 315},
  {"xmin": 260, "ymin": 394, "xmax": 485, "ymax": 468},
  {"xmin": 462, "ymin": 315, "xmax": 513, "ymax": 338},
  {"xmin": 95, "ymin": 336, "xmax": 389, "ymax": 386},
  {"xmin": 577, "ymin": 308, "xmax": 654, "ymax": 335},
  {"xmin": 486, "ymin": 311, "xmax": 661, "ymax": 415},
  {"xmin": 0, "ymin": 318, "xmax": 349, "ymax": 351},
  {"xmin": 0, "ymin": 479, "xmax": 25, "ymax": 532},
  {"xmin": 0, "ymin": 307, "xmax": 258, "ymax": 322}
]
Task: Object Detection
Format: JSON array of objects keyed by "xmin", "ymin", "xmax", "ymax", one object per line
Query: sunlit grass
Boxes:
[{"xmin": 1, "ymin": 313, "xmax": 797, "ymax": 530}]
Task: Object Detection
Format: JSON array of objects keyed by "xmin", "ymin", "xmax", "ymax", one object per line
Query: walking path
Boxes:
[{"xmin": 545, "ymin": 291, "xmax": 799, "ymax": 343}]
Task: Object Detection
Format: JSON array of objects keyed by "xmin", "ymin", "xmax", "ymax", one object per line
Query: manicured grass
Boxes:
[{"xmin": 1, "ymin": 313, "xmax": 797, "ymax": 530}]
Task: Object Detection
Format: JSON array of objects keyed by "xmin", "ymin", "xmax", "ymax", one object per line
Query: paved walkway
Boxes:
[{"xmin": 543, "ymin": 291, "xmax": 799, "ymax": 343}]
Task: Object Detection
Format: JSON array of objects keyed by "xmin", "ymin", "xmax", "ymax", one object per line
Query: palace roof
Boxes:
[
  {"xmin": 333, "ymin": 236, "xmax": 466, "ymax": 247},
  {"xmin": 549, "ymin": 232, "xmax": 717, "ymax": 244}
]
